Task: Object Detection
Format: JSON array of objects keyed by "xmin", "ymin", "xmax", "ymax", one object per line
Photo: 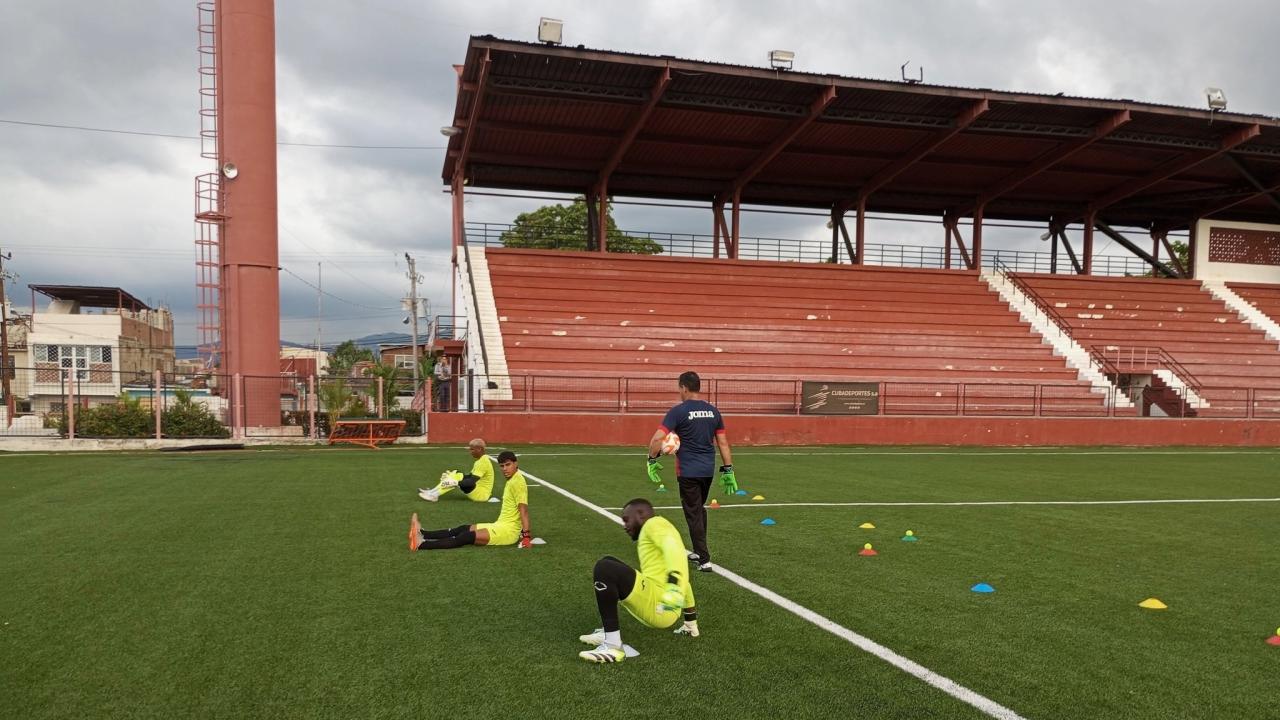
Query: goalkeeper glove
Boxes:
[
  {"xmin": 646, "ymin": 456, "xmax": 663, "ymax": 484},
  {"xmin": 719, "ymin": 465, "xmax": 738, "ymax": 495},
  {"xmin": 658, "ymin": 574, "xmax": 685, "ymax": 613},
  {"xmin": 439, "ymin": 470, "xmax": 462, "ymax": 488},
  {"xmin": 517, "ymin": 530, "xmax": 533, "ymax": 549}
]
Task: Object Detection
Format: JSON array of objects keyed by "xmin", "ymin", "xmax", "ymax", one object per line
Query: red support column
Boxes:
[
  {"xmin": 308, "ymin": 374, "xmax": 316, "ymax": 440},
  {"xmin": 854, "ymin": 198, "xmax": 866, "ymax": 265},
  {"xmin": 597, "ymin": 183, "xmax": 608, "ymax": 253},
  {"xmin": 730, "ymin": 190, "xmax": 741, "ymax": 259},
  {"xmin": 1082, "ymin": 212, "xmax": 1096, "ymax": 275},
  {"xmin": 971, "ymin": 205, "xmax": 984, "ymax": 270},
  {"xmin": 943, "ymin": 213, "xmax": 953, "ymax": 269},
  {"xmin": 154, "ymin": 369, "xmax": 163, "ymax": 440}
]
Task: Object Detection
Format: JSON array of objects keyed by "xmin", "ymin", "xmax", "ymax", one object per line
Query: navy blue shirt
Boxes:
[{"xmin": 660, "ymin": 399, "xmax": 725, "ymax": 478}]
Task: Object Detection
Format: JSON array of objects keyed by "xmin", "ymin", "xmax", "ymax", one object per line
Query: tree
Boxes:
[
  {"xmin": 327, "ymin": 340, "xmax": 374, "ymax": 377},
  {"xmin": 1140, "ymin": 239, "xmax": 1191, "ymax": 278},
  {"xmin": 500, "ymin": 197, "xmax": 663, "ymax": 254},
  {"xmin": 366, "ymin": 361, "xmax": 402, "ymax": 415}
]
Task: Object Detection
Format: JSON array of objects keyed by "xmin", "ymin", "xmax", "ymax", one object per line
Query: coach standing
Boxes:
[{"xmin": 646, "ymin": 371, "xmax": 736, "ymax": 573}]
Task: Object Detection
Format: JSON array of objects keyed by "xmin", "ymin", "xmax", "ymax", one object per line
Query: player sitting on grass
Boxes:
[
  {"xmin": 578, "ymin": 498, "xmax": 699, "ymax": 663},
  {"xmin": 418, "ymin": 438, "xmax": 495, "ymax": 502},
  {"xmin": 408, "ymin": 450, "xmax": 531, "ymax": 550}
]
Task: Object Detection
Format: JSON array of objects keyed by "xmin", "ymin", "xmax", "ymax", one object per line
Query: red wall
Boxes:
[{"xmin": 426, "ymin": 413, "xmax": 1280, "ymax": 447}]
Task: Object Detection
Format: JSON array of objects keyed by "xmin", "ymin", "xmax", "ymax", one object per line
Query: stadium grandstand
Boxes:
[{"xmin": 429, "ymin": 36, "xmax": 1280, "ymax": 446}]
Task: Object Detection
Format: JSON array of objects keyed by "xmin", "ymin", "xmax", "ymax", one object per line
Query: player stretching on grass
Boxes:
[
  {"xmin": 646, "ymin": 371, "xmax": 736, "ymax": 572},
  {"xmin": 578, "ymin": 498, "xmax": 699, "ymax": 663},
  {"xmin": 408, "ymin": 450, "xmax": 531, "ymax": 550},
  {"xmin": 418, "ymin": 438, "xmax": 495, "ymax": 502}
]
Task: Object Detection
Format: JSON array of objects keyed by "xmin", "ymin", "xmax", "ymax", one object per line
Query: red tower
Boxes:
[{"xmin": 195, "ymin": 0, "xmax": 281, "ymax": 428}]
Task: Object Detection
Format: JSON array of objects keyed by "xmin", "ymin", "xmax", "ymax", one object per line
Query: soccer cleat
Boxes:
[
  {"xmin": 578, "ymin": 644, "xmax": 625, "ymax": 664},
  {"xmin": 408, "ymin": 513, "xmax": 422, "ymax": 552},
  {"xmin": 697, "ymin": 561, "xmax": 713, "ymax": 573},
  {"xmin": 673, "ymin": 621, "xmax": 700, "ymax": 638},
  {"xmin": 578, "ymin": 629, "xmax": 606, "ymax": 645},
  {"xmin": 687, "ymin": 551, "xmax": 701, "ymax": 563}
]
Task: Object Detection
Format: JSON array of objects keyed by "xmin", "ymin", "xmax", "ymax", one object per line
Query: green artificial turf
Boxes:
[{"xmin": 1, "ymin": 445, "xmax": 1277, "ymax": 719}]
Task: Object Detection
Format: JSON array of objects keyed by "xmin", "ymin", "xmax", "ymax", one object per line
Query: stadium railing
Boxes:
[
  {"xmin": 443, "ymin": 373, "xmax": 1280, "ymax": 420},
  {"xmin": 465, "ymin": 221, "xmax": 1154, "ymax": 277}
]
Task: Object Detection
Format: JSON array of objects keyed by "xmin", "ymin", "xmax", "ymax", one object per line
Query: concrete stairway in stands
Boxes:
[
  {"xmin": 1206, "ymin": 280, "xmax": 1280, "ymax": 347},
  {"xmin": 981, "ymin": 270, "xmax": 1132, "ymax": 409}
]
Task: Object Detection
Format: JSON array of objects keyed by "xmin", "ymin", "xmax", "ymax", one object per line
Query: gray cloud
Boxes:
[{"xmin": 2, "ymin": 0, "xmax": 1277, "ymax": 347}]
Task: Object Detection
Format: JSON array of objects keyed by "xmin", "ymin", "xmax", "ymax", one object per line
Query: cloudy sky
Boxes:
[{"xmin": 2, "ymin": 0, "xmax": 1278, "ymax": 348}]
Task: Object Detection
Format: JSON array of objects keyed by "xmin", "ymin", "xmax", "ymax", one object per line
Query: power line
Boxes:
[
  {"xmin": 279, "ymin": 266, "xmax": 396, "ymax": 312},
  {"xmin": 0, "ymin": 118, "xmax": 447, "ymax": 150}
]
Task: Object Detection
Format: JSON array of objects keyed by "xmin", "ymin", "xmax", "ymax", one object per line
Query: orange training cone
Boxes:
[
  {"xmin": 859, "ymin": 543, "xmax": 877, "ymax": 556},
  {"xmin": 709, "ymin": 499, "xmax": 720, "ymax": 509}
]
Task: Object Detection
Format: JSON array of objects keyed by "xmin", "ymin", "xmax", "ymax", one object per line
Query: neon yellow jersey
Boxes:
[
  {"xmin": 493, "ymin": 470, "xmax": 528, "ymax": 528},
  {"xmin": 636, "ymin": 515, "xmax": 687, "ymax": 585},
  {"xmin": 466, "ymin": 456, "xmax": 495, "ymax": 500}
]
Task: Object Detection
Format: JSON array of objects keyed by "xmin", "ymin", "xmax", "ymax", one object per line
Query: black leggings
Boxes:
[
  {"xmin": 418, "ymin": 524, "xmax": 476, "ymax": 550},
  {"xmin": 592, "ymin": 556, "xmax": 636, "ymax": 632}
]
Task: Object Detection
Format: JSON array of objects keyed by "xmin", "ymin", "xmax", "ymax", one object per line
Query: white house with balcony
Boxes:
[{"xmin": 25, "ymin": 285, "xmax": 174, "ymax": 414}]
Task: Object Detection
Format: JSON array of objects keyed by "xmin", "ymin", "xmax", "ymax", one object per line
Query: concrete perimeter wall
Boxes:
[{"xmin": 427, "ymin": 413, "xmax": 1280, "ymax": 447}]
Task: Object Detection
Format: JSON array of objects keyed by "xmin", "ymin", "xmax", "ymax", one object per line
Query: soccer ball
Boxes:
[{"xmin": 660, "ymin": 432, "xmax": 681, "ymax": 455}]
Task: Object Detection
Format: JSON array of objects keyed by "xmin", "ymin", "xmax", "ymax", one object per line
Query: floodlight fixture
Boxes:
[
  {"xmin": 538, "ymin": 17, "xmax": 563, "ymax": 45},
  {"xmin": 1040, "ymin": 231, "xmax": 1053, "ymax": 241},
  {"xmin": 220, "ymin": 161, "xmax": 238, "ymax": 179},
  {"xmin": 769, "ymin": 50, "xmax": 794, "ymax": 70},
  {"xmin": 1205, "ymin": 87, "xmax": 1227, "ymax": 111},
  {"xmin": 440, "ymin": 126, "xmax": 462, "ymax": 137}
]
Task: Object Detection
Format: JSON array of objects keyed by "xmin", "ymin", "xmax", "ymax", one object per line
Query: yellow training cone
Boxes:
[
  {"xmin": 1138, "ymin": 598, "xmax": 1168, "ymax": 610},
  {"xmin": 752, "ymin": 495, "xmax": 765, "ymax": 501},
  {"xmin": 858, "ymin": 522, "xmax": 875, "ymax": 529}
]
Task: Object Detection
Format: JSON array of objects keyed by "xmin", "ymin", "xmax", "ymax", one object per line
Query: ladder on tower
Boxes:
[{"xmin": 194, "ymin": 1, "xmax": 223, "ymax": 369}]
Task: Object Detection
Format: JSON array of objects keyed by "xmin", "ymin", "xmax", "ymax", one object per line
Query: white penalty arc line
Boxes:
[
  {"xmin": 610, "ymin": 497, "xmax": 1280, "ymax": 511},
  {"xmin": 519, "ymin": 467, "xmax": 1026, "ymax": 720},
  {"xmin": 511, "ymin": 449, "xmax": 1280, "ymax": 457}
]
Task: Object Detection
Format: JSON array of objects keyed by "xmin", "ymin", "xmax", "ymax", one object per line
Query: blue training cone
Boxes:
[
  {"xmin": 656, "ymin": 484, "xmax": 668, "ymax": 492},
  {"xmin": 760, "ymin": 518, "xmax": 776, "ymax": 526},
  {"xmin": 971, "ymin": 583, "xmax": 995, "ymax": 594},
  {"xmin": 736, "ymin": 489, "xmax": 748, "ymax": 496}
]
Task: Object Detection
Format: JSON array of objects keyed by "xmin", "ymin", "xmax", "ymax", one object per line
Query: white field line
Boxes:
[
  {"xmin": 519, "ymin": 466, "xmax": 1027, "ymax": 720},
  {"xmin": 609, "ymin": 497, "xmax": 1280, "ymax": 511}
]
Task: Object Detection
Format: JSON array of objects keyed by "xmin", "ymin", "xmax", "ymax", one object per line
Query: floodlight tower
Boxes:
[{"xmin": 195, "ymin": 0, "xmax": 281, "ymax": 428}]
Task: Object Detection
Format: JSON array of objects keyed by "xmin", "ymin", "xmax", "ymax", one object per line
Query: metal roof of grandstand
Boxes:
[
  {"xmin": 30, "ymin": 285, "xmax": 152, "ymax": 311},
  {"xmin": 444, "ymin": 36, "xmax": 1280, "ymax": 228}
]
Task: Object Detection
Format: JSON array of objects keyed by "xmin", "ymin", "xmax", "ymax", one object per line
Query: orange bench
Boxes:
[{"xmin": 328, "ymin": 419, "xmax": 406, "ymax": 449}]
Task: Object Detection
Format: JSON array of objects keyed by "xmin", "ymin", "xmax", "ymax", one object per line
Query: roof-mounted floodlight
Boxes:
[
  {"xmin": 1205, "ymin": 87, "xmax": 1227, "ymax": 111},
  {"xmin": 440, "ymin": 126, "xmax": 462, "ymax": 137},
  {"xmin": 769, "ymin": 50, "xmax": 794, "ymax": 70},
  {"xmin": 538, "ymin": 17, "xmax": 563, "ymax": 45}
]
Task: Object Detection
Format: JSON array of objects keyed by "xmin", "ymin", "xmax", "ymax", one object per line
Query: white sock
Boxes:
[{"xmin": 604, "ymin": 630, "xmax": 621, "ymax": 648}]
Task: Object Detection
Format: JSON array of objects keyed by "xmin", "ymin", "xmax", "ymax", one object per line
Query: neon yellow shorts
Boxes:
[
  {"xmin": 620, "ymin": 571, "xmax": 693, "ymax": 629},
  {"xmin": 462, "ymin": 486, "xmax": 492, "ymax": 502},
  {"xmin": 475, "ymin": 521, "xmax": 519, "ymax": 546}
]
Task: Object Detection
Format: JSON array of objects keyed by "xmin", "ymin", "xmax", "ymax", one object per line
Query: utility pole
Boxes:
[
  {"xmin": 405, "ymin": 253, "xmax": 422, "ymax": 427},
  {"xmin": 0, "ymin": 247, "xmax": 13, "ymax": 427}
]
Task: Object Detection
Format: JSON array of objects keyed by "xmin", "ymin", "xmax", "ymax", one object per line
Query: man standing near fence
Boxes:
[
  {"xmin": 433, "ymin": 351, "xmax": 452, "ymax": 412},
  {"xmin": 646, "ymin": 371, "xmax": 736, "ymax": 573}
]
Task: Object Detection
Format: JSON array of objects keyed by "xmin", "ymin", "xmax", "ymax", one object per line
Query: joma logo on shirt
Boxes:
[{"xmin": 687, "ymin": 410, "xmax": 715, "ymax": 419}]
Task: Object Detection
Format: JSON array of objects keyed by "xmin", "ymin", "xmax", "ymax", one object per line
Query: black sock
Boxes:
[
  {"xmin": 419, "ymin": 527, "xmax": 477, "ymax": 550},
  {"xmin": 593, "ymin": 556, "xmax": 636, "ymax": 633},
  {"xmin": 421, "ymin": 524, "xmax": 469, "ymax": 540}
]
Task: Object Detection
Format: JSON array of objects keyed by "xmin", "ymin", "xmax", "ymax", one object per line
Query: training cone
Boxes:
[
  {"xmin": 858, "ymin": 522, "xmax": 875, "ymax": 529},
  {"xmin": 1266, "ymin": 634, "xmax": 1280, "ymax": 647},
  {"xmin": 971, "ymin": 583, "xmax": 995, "ymax": 593},
  {"xmin": 1138, "ymin": 598, "xmax": 1168, "ymax": 610},
  {"xmin": 760, "ymin": 518, "xmax": 776, "ymax": 526},
  {"xmin": 656, "ymin": 484, "xmax": 668, "ymax": 493},
  {"xmin": 708, "ymin": 499, "xmax": 720, "ymax": 509},
  {"xmin": 735, "ymin": 489, "xmax": 748, "ymax": 496},
  {"xmin": 752, "ymin": 494, "xmax": 765, "ymax": 501},
  {"xmin": 859, "ymin": 543, "xmax": 877, "ymax": 556}
]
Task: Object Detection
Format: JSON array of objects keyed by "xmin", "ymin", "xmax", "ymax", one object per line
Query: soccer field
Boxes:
[{"xmin": 2, "ymin": 445, "xmax": 1278, "ymax": 719}]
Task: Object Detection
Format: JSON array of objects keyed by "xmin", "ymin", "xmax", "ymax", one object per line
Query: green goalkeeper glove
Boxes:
[
  {"xmin": 719, "ymin": 465, "xmax": 737, "ymax": 495},
  {"xmin": 658, "ymin": 580, "xmax": 685, "ymax": 613},
  {"xmin": 646, "ymin": 456, "xmax": 663, "ymax": 484},
  {"xmin": 439, "ymin": 470, "xmax": 463, "ymax": 488}
]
